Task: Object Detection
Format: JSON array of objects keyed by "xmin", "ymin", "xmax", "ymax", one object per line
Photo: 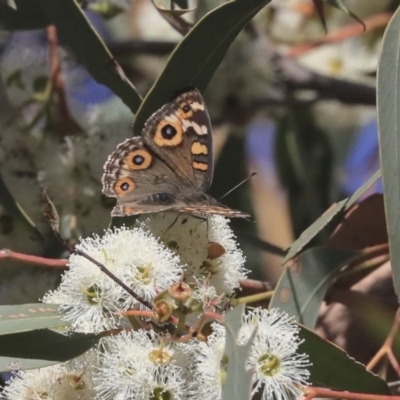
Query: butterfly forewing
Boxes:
[{"xmin": 141, "ymin": 89, "xmax": 213, "ymax": 192}]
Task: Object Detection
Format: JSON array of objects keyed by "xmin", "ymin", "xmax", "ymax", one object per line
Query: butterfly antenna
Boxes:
[{"xmin": 219, "ymin": 172, "xmax": 257, "ymax": 201}]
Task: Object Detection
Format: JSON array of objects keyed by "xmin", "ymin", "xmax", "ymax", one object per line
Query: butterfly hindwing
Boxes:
[{"xmin": 102, "ymin": 137, "xmax": 183, "ymax": 215}]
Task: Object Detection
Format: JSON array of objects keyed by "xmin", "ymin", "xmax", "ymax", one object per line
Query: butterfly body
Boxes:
[{"xmin": 102, "ymin": 88, "xmax": 249, "ymax": 219}]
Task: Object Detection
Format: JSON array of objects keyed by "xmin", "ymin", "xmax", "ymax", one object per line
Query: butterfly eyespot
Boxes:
[
  {"xmin": 155, "ymin": 120, "xmax": 183, "ymax": 146},
  {"xmin": 177, "ymin": 102, "xmax": 194, "ymax": 119},
  {"xmin": 133, "ymin": 155, "xmax": 144, "ymax": 165},
  {"xmin": 125, "ymin": 149, "xmax": 152, "ymax": 170},
  {"xmin": 161, "ymin": 124, "xmax": 177, "ymax": 139},
  {"xmin": 114, "ymin": 177, "xmax": 135, "ymax": 197}
]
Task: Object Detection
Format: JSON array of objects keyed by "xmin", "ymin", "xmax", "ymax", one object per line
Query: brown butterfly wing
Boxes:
[
  {"xmin": 141, "ymin": 88, "xmax": 213, "ymax": 192},
  {"xmin": 102, "ymin": 137, "xmax": 183, "ymax": 216}
]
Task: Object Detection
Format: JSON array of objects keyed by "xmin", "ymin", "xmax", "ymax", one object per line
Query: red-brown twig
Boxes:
[
  {"xmin": 303, "ymin": 386, "xmax": 400, "ymax": 400},
  {"xmin": 46, "ymin": 25, "xmax": 82, "ymax": 133},
  {"xmin": 0, "ymin": 248, "xmax": 68, "ymax": 269},
  {"xmin": 367, "ymin": 309, "xmax": 400, "ymax": 376},
  {"xmin": 289, "ymin": 12, "xmax": 392, "ymax": 58},
  {"xmin": 240, "ymin": 279, "xmax": 273, "ymax": 292}
]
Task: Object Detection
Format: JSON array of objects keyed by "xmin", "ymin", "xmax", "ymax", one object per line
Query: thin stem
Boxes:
[
  {"xmin": 240, "ymin": 279, "xmax": 274, "ymax": 292},
  {"xmin": 367, "ymin": 309, "xmax": 400, "ymax": 375},
  {"xmin": 122, "ymin": 310, "xmax": 155, "ymax": 318},
  {"xmin": 74, "ymin": 249, "xmax": 153, "ymax": 311},
  {"xmin": 231, "ymin": 291, "xmax": 274, "ymax": 306},
  {"xmin": 46, "ymin": 25, "xmax": 82, "ymax": 133},
  {"xmin": 288, "ymin": 12, "xmax": 392, "ymax": 57},
  {"xmin": 0, "ymin": 248, "xmax": 68, "ymax": 269},
  {"xmin": 303, "ymin": 386, "xmax": 400, "ymax": 400}
]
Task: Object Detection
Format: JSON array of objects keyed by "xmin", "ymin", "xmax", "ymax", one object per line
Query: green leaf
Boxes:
[
  {"xmin": 377, "ymin": 6, "xmax": 400, "ymax": 303},
  {"xmin": 0, "ymin": 171, "xmax": 42, "ymax": 241},
  {"xmin": 39, "ymin": 0, "xmax": 142, "ymax": 114},
  {"xmin": 133, "ymin": 0, "xmax": 271, "ymax": 135},
  {"xmin": 0, "ymin": 0, "xmax": 50, "ymax": 30},
  {"xmin": 0, "ymin": 330, "xmax": 100, "ymax": 372},
  {"xmin": 153, "ymin": 0, "xmax": 193, "ymax": 36},
  {"xmin": 299, "ymin": 326, "xmax": 389, "ymax": 394},
  {"xmin": 324, "ymin": 0, "xmax": 365, "ymax": 29},
  {"xmin": 282, "ymin": 199, "xmax": 347, "ymax": 265},
  {"xmin": 222, "ymin": 305, "xmax": 255, "ymax": 400},
  {"xmin": 0, "ymin": 304, "xmax": 68, "ymax": 336},
  {"xmin": 271, "ymin": 247, "xmax": 360, "ymax": 328},
  {"xmin": 282, "ymin": 170, "xmax": 380, "ymax": 265},
  {"xmin": 88, "ymin": 1, "xmax": 127, "ymax": 19},
  {"xmin": 312, "ymin": 0, "xmax": 327, "ymax": 33},
  {"xmin": 173, "ymin": 0, "xmax": 189, "ymax": 8},
  {"xmin": 154, "ymin": 0, "xmax": 194, "ymax": 15},
  {"xmin": 344, "ymin": 169, "xmax": 381, "ymax": 209}
]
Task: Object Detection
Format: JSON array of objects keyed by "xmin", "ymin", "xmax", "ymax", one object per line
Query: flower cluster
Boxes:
[{"xmin": 4, "ymin": 214, "xmax": 310, "ymax": 400}]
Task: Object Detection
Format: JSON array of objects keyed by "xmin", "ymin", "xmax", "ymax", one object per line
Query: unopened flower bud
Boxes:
[
  {"xmin": 153, "ymin": 299, "xmax": 173, "ymax": 323},
  {"xmin": 169, "ymin": 282, "xmax": 191, "ymax": 302}
]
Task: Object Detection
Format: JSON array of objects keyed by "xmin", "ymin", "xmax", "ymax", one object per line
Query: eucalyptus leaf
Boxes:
[
  {"xmin": 312, "ymin": 0, "xmax": 327, "ymax": 33},
  {"xmin": 0, "ymin": 329, "xmax": 100, "ymax": 372},
  {"xmin": 271, "ymin": 247, "xmax": 360, "ymax": 328},
  {"xmin": 299, "ymin": 326, "xmax": 389, "ymax": 393},
  {"xmin": 0, "ymin": 304, "xmax": 68, "ymax": 336},
  {"xmin": 282, "ymin": 199, "xmax": 347, "ymax": 266},
  {"xmin": 133, "ymin": 0, "xmax": 271, "ymax": 135},
  {"xmin": 0, "ymin": 0, "xmax": 50, "ymax": 30},
  {"xmin": 377, "ymin": 6, "xmax": 400, "ymax": 302},
  {"xmin": 39, "ymin": 0, "xmax": 142, "ymax": 113},
  {"xmin": 222, "ymin": 305, "xmax": 255, "ymax": 400},
  {"xmin": 0, "ymin": 171, "xmax": 42, "ymax": 241},
  {"xmin": 324, "ymin": 0, "xmax": 365, "ymax": 29},
  {"xmin": 282, "ymin": 170, "xmax": 380, "ymax": 266}
]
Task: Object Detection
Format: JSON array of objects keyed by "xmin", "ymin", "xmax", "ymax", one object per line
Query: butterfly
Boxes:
[{"xmin": 102, "ymin": 88, "xmax": 250, "ymax": 219}]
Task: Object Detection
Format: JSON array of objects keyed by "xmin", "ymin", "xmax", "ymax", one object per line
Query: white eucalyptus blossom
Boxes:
[
  {"xmin": 43, "ymin": 226, "xmax": 182, "ymax": 333},
  {"xmin": 94, "ymin": 330, "xmax": 191, "ymax": 400},
  {"xmin": 241, "ymin": 308, "xmax": 311, "ymax": 400},
  {"xmin": 138, "ymin": 213, "xmax": 247, "ymax": 298},
  {"xmin": 207, "ymin": 215, "xmax": 248, "ymax": 295},
  {"xmin": 192, "ymin": 310, "xmax": 310, "ymax": 400},
  {"xmin": 191, "ymin": 278, "xmax": 219, "ymax": 308},
  {"xmin": 191, "ymin": 322, "xmax": 226, "ymax": 400},
  {"xmin": 3, "ymin": 351, "xmax": 97, "ymax": 400}
]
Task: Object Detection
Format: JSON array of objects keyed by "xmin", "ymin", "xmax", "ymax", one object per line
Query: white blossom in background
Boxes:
[
  {"xmin": 43, "ymin": 226, "xmax": 183, "ymax": 333},
  {"xmin": 138, "ymin": 213, "xmax": 247, "ymax": 298},
  {"xmin": 3, "ymin": 351, "xmax": 97, "ymax": 400},
  {"xmin": 240, "ymin": 308, "xmax": 311, "ymax": 400},
  {"xmin": 94, "ymin": 330, "xmax": 192, "ymax": 400}
]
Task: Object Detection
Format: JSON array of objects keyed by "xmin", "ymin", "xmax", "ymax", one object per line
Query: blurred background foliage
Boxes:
[{"xmin": 0, "ymin": 0, "xmax": 397, "ymax": 370}]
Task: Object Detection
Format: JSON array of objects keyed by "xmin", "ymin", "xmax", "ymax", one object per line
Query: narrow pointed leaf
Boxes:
[
  {"xmin": 39, "ymin": 0, "xmax": 142, "ymax": 113},
  {"xmin": 0, "ymin": 172, "xmax": 42, "ymax": 241},
  {"xmin": 325, "ymin": 0, "xmax": 365, "ymax": 29},
  {"xmin": 0, "ymin": 0, "xmax": 49, "ymax": 30},
  {"xmin": 282, "ymin": 170, "xmax": 380, "ymax": 265},
  {"xmin": 377, "ymin": 6, "xmax": 400, "ymax": 302},
  {"xmin": 133, "ymin": 0, "xmax": 271, "ymax": 134},
  {"xmin": 299, "ymin": 326, "xmax": 389, "ymax": 393},
  {"xmin": 222, "ymin": 305, "xmax": 255, "ymax": 400},
  {"xmin": 271, "ymin": 247, "xmax": 360, "ymax": 327},
  {"xmin": 0, "ymin": 329, "xmax": 100, "ymax": 372},
  {"xmin": 0, "ymin": 304, "xmax": 68, "ymax": 336}
]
